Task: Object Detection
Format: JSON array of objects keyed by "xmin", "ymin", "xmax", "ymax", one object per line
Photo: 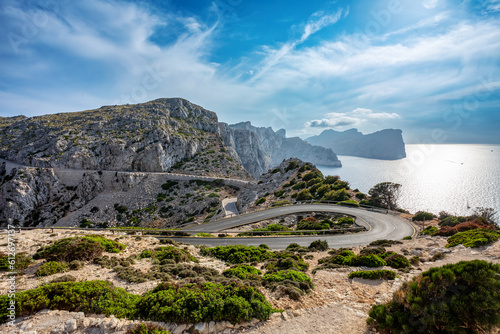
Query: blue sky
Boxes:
[{"xmin": 1, "ymin": 0, "xmax": 499, "ymax": 143}]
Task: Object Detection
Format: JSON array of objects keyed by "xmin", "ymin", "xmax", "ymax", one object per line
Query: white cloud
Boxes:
[
  {"xmin": 422, "ymin": 0, "xmax": 439, "ymax": 9},
  {"xmin": 305, "ymin": 108, "xmax": 400, "ymax": 129}
]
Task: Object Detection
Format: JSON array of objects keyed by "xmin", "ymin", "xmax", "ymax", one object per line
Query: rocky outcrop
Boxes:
[
  {"xmin": 219, "ymin": 122, "xmax": 341, "ymax": 177},
  {"xmin": 0, "ymin": 98, "xmax": 219, "ymax": 172},
  {"xmin": 306, "ymin": 128, "xmax": 406, "ymax": 160}
]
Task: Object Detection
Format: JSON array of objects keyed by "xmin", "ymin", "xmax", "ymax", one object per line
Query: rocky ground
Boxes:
[{"xmin": 0, "ymin": 230, "xmax": 499, "ymax": 334}]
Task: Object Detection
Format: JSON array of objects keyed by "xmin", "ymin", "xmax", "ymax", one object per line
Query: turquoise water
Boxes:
[{"xmin": 318, "ymin": 144, "xmax": 500, "ymax": 217}]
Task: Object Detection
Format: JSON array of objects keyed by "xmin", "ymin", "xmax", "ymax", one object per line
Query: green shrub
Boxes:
[
  {"xmin": 381, "ymin": 253, "xmax": 411, "ymax": 269},
  {"xmin": 402, "ymin": 236, "xmax": 412, "ymax": 240},
  {"xmin": 136, "ymin": 281, "xmax": 275, "ymax": 324},
  {"xmin": 446, "ymin": 229, "xmax": 500, "ymax": 248},
  {"xmin": 412, "ymin": 211, "xmax": 436, "ymax": 221},
  {"xmin": 208, "ymin": 192, "xmax": 219, "ymax": 198},
  {"xmin": 223, "ymin": 265, "xmax": 262, "ymax": 280},
  {"xmin": 139, "ymin": 246, "xmax": 198, "ymax": 263},
  {"xmin": 296, "ymin": 189, "xmax": 313, "ymax": 201},
  {"xmin": 80, "ymin": 218, "xmax": 93, "ymax": 228},
  {"xmin": 285, "ymin": 243, "xmax": 308, "ymax": 253},
  {"xmin": 369, "ymin": 239, "xmax": 403, "ymax": 247},
  {"xmin": 297, "ymin": 219, "xmax": 330, "ymax": 231},
  {"xmin": 274, "ymin": 190, "xmax": 285, "ymax": 197},
  {"xmin": 368, "ymin": 260, "xmax": 500, "ymax": 334},
  {"xmin": 263, "ymin": 270, "xmax": 314, "ymax": 294},
  {"xmin": 271, "ymin": 200, "xmax": 292, "ymax": 207},
  {"xmin": 337, "ymin": 200, "xmax": 359, "ymax": 207},
  {"xmin": 285, "ymin": 160, "xmax": 298, "ymax": 171},
  {"xmin": 264, "ymin": 252, "xmax": 309, "ymax": 272},
  {"xmin": 421, "ymin": 226, "xmax": 439, "ymax": 236},
  {"xmin": 35, "ymin": 261, "xmax": 69, "ymax": 277},
  {"xmin": 302, "ymin": 171, "xmax": 323, "ymax": 182},
  {"xmin": 33, "ymin": 238, "xmax": 105, "ymax": 262},
  {"xmin": 324, "ymin": 189, "xmax": 350, "ymax": 202},
  {"xmin": 355, "ymin": 193, "xmax": 367, "ymax": 200},
  {"xmin": 359, "ymin": 246, "xmax": 386, "ymax": 256},
  {"xmin": 336, "ymin": 217, "xmax": 354, "ymax": 225},
  {"xmin": 353, "ymin": 254, "xmax": 387, "ymax": 267},
  {"xmin": 201, "ymin": 245, "xmax": 275, "ymax": 264},
  {"xmin": 308, "ymin": 240, "xmax": 329, "ymax": 251},
  {"xmin": 348, "ymin": 270, "xmax": 396, "ymax": 280},
  {"xmin": 333, "ymin": 180, "xmax": 349, "ymax": 190},
  {"xmin": 126, "ymin": 323, "xmax": 170, "ymax": 334},
  {"xmin": 0, "ymin": 252, "xmax": 33, "ymax": 271},
  {"xmin": 161, "ymin": 181, "xmax": 178, "ymax": 191},
  {"xmin": 0, "ymin": 280, "xmax": 140, "ymax": 323},
  {"xmin": 255, "ymin": 197, "xmax": 266, "ymax": 205},
  {"xmin": 69, "ymin": 260, "xmax": 84, "ymax": 270}
]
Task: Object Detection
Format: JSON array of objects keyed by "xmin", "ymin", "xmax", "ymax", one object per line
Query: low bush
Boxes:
[
  {"xmin": 33, "ymin": 236, "xmax": 125, "ymax": 262},
  {"xmin": 271, "ymin": 200, "xmax": 292, "ymax": 207},
  {"xmin": 223, "ymin": 265, "xmax": 262, "ymax": 280},
  {"xmin": 359, "ymin": 246, "xmax": 386, "ymax": 256},
  {"xmin": 348, "ymin": 270, "xmax": 396, "ymax": 280},
  {"xmin": 296, "ymin": 189, "xmax": 313, "ymax": 201},
  {"xmin": 136, "ymin": 281, "xmax": 275, "ymax": 324},
  {"xmin": 264, "ymin": 252, "xmax": 309, "ymax": 272},
  {"xmin": 336, "ymin": 217, "xmax": 354, "ymax": 225},
  {"xmin": 369, "ymin": 239, "xmax": 403, "ymax": 247},
  {"xmin": 338, "ymin": 200, "xmax": 359, "ymax": 207},
  {"xmin": 446, "ymin": 229, "xmax": 500, "ymax": 248},
  {"xmin": 354, "ymin": 254, "xmax": 387, "ymax": 267},
  {"xmin": 0, "ymin": 280, "xmax": 140, "ymax": 322},
  {"xmin": 35, "ymin": 261, "xmax": 68, "ymax": 277},
  {"xmin": 126, "ymin": 323, "xmax": 170, "ymax": 334},
  {"xmin": 0, "ymin": 280, "xmax": 277, "ymax": 325},
  {"xmin": 297, "ymin": 219, "xmax": 329, "ymax": 230},
  {"xmin": 381, "ymin": 253, "xmax": 411, "ymax": 269},
  {"xmin": 319, "ymin": 250, "xmax": 387, "ymax": 267},
  {"xmin": 421, "ymin": 226, "xmax": 439, "ymax": 236},
  {"xmin": 285, "ymin": 243, "xmax": 309, "ymax": 253},
  {"xmin": 402, "ymin": 236, "xmax": 412, "ymax": 240},
  {"xmin": 139, "ymin": 246, "xmax": 198, "ymax": 263},
  {"xmin": 409, "ymin": 256, "xmax": 420, "ymax": 266},
  {"xmin": 201, "ymin": 245, "xmax": 275, "ymax": 264},
  {"xmin": 49, "ymin": 274, "xmax": 77, "ymax": 283},
  {"xmin": 308, "ymin": 240, "xmax": 329, "ymax": 251},
  {"xmin": 412, "ymin": 211, "xmax": 435, "ymax": 221},
  {"xmin": 440, "ymin": 215, "xmax": 466, "ymax": 227},
  {"xmin": 255, "ymin": 197, "xmax": 266, "ymax": 205},
  {"xmin": 368, "ymin": 260, "xmax": 500, "ymax": 334},
  {"xmin": 0, "ymin": 252, "xmax": 33, "ymax": 271},
  {"xmin": 263, "ymin": 269, "xmax": 314, "ymax": 298},
  {"xmin": 437, "ymin": 218, "xmax": 496, "ymax": 237},
  {"xmin": 69, "ymin": 260, "xmax": 84, "ymax": 270}
]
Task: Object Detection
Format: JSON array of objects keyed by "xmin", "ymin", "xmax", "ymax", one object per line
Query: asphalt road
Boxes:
[{"xmin": 174, "ymin": 204, "xmax": 415, "ymax": 249}]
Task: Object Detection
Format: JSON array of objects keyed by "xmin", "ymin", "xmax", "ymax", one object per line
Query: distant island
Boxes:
[{"xmin": 306, "ymin": 128, "xmax": 406, "ymax": 160}]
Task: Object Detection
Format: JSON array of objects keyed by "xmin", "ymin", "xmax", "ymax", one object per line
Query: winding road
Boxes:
[{"xmin": 174, "ymin": 204, "xmax": 416, "ymax": 249}]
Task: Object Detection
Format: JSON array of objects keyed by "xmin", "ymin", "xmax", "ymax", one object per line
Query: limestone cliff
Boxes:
[
  {"xmin": 306, "ymin": 128, "xmax": 406, "ymax": 160},
  {"xmin": 219, "ymin": 122, "xmax": 341, "ymax": 177},
  {"xmin": 0, "ymin": 98, "xmax": 220, "ymax": 172}
]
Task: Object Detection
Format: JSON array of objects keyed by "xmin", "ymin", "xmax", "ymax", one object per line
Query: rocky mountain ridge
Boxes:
[
  {"xmin": 220, "ymin": 122, "xmax": 341, "ymax": 177},
  {"xmin": 306, "ymin": 128, "xmax": 406, "ymax": 160}
]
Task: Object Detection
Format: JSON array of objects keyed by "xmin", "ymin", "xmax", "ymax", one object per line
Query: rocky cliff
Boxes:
[
  {"xmin": 306, "ymin": 128, "xmax": 406, "ymax": 160},
  {"xmin": 219, "ymin": 122, "xmax": 341, "ymax": 177},
  {"xmin": 0, "ymin": 98, "xmax": 221, "ymax": 172}
]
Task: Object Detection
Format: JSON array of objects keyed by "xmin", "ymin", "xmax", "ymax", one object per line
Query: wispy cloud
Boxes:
[
  {"xmin": 305, "ymin": 108, "xmax": 400, "ymax": 129},
  {"xmin": 422, "ymin": 0, "xmax": 440, "ymax": 9},
  {"xmin": 248, "ymin": 9, "xmax": 345, "ymax": 83}
]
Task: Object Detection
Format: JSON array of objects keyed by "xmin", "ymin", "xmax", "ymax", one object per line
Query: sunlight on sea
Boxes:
[{"xmin": 318, "ymin": 144, "xmax": 500, "ymax": 217}]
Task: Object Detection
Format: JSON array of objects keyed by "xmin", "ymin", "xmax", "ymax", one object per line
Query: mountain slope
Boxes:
[
  {"xmin": 306, "ymin": 128, "xmax": 406, "ymax": 160},
  {"xmin": 220, "ymin": 122, "xmax": 342, "ymax": 177}
]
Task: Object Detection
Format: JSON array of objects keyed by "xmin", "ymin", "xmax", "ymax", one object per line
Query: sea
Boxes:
[{"xmin": 317, "ymin": 144, "xmax": 500, "ymax": 218}]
